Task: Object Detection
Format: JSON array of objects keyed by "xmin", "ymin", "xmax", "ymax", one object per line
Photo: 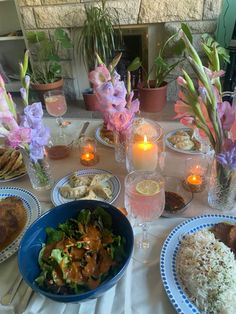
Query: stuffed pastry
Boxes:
[
  {"xmin": 69, "ymin": 174, "xmax": 92, "ymax": 187},
  {"xmin": 59, "ymin": 185, "xmax": 88, "ymax": 199},
  {"xmin": 90, "ymin": 174, "xmax": 112, "ymax": 186},
  {"xmin": 92, "ymin": 185, "xmax": 112, "ymax": 199}
]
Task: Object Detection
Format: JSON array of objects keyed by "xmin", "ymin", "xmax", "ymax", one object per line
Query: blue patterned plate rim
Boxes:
[
  {"xmin": 95, "ymin": 125, "xmax": 114, "ymax": 148},
  {"xmin": 0, "ymin": 187, "xmax": 41, "ymax": 263},
  {"xmin": 160, "ymin": 214, "xmax": 236, "ymax": 314},
  {"xmin": 165, "ymin": 127, "xmax": 203, "ymax": 155},
  {"xmin": 51, "ymin": 168, "xmax": 121, "ymax": 206}
]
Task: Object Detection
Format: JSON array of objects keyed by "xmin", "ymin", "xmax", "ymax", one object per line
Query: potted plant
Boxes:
[
  {"xmin": 26, "ymin": 28, "xmax": 72, "ymax": 103},
  {"xmin": 128, "ymin": 30, "xmax": 187, "ymax": 112},
  {"xmin": 77, "ymin": 0, "xmax": 122, "ymax": 110}
]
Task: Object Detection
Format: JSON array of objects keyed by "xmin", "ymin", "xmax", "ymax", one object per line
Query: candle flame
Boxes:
[{"xmin": 144, "ymin": 135, "xmax": 147, "ymax": 143}]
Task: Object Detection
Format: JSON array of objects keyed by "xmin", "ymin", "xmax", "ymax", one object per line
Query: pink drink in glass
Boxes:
[
  {"xmin": 125, "ymin": 178, "xmax": 165, "ymax": 222},
  {"xmin": 45, "ymin": 95, "xmax": 67, "ymax": 117}
]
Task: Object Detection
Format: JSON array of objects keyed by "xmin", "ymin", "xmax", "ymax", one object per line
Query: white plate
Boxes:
[
  {"xmin": 165, "ymin": 128, "xmax": 202, "ymax": 155},
  {"xmin": 95, "ymin": 125, "xmax": 114, "ymax": 148},
  {"xmin": 0, "ymin": 187, "xmax": 41, "ymax": 263},
  {"xmin": 51, "ymin": 169, "xmax": 121, "ymax": 206},
  {"xmin": 0, "ymin": 172, "xmax": 27, "ymax": 183},
  {"xmin": 160, "ymin": 214, "xmax": 236, "ymax": 314}
]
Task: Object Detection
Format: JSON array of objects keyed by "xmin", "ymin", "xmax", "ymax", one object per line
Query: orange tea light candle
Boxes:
[
  {"xmin": 81, "ymin": 152, "xmax": 95, "ymax": 161},
  {"xmin": 79, "ymin": 137, "xmax": 98, "ymax": 166},
  {"xmin": 132, "ymin": 135, "xmax": 158, "ymax": 171},
  {"xmin": 187, "ymin": 175, "xmax": 202, "ymax": 185}
]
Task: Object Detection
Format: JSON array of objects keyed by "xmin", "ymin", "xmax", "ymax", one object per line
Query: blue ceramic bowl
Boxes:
[{"xmin": 18, "ymin": 200, "xmax": 134, "ymax": 303}]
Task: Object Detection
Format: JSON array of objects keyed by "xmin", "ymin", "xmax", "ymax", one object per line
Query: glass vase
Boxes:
[
  {"xmin": 208, "ymin": 159, "xmax": 236, "ymax": 211},
  {"xmin": 113, "ymin": 129, "xmax": 130, "ymax": 163},
  {"xmin": 22, "ymin": 150, "xmax": 54, "ymax": 191}
]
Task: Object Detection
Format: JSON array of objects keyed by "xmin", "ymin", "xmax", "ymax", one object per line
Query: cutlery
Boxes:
[
  {"xmin": 1, "ymin": 274, "xmax": 23, "ymax": 305},
  {"xmin": 16, "ymin": 286, "xmax": 33, "ymax": 314},
  {"xmin": 72, "ymin": 121, "xmax": 90, "ymax": 147}
]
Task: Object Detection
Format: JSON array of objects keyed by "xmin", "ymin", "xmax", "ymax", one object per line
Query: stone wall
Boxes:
[{"xmin": 17, "ymin": 0, "xmax": 223, "ymax": 101}]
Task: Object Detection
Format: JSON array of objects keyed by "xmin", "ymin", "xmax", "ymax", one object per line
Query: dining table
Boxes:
[{"xmin": 0, "ymin": 116, "xmax": 236, "ymax": 314}]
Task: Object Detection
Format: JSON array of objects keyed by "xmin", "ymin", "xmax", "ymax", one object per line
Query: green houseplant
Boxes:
[
  {"xmin": 77, "ymin": 0, "xmax": 122, "ymax": 110},
  {"xmin": 128, "ymin": 30, "xmax": 187, "ymax": 112},
  {"xmin": 26, "ymin": 28, "xmax": 72, "ymax": 102}
]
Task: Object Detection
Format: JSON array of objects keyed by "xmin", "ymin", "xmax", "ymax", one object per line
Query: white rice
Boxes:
[{"xmin": 177, "ymin": 229, "xmax": 236, "ymax": 314}]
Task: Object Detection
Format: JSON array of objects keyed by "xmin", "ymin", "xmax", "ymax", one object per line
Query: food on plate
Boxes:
[
  {"xmin": 59, "ymin": 173, "xmax": 112, "ymax": 201},
  {"xmin": 0, "ymin": 148, "xmax": 26, "ymax": 180},
  {"xmin": 59, "ymin": 186, "xmax": 89, "ymax": 199},
  {"xmin": 100, "ymin": 123, "xmax": 114, "ymax": 145},
  {"xmin": 35, "ymin": 207, "xmax": 126, "ymax": 294},
  {"xmin": 177, "ymin": 226, "xmax": 236, "ymax": 314},
  {"xmin": 211, "ymin": 222, "xmax": 236, "ymax": 256},
  {"xmin": 0, "ymin": 197, "xmax": 27, "ymax": 251},
  {"xmin": 168, "ymin": 130, "xmax": 201, "ymax": 151}
]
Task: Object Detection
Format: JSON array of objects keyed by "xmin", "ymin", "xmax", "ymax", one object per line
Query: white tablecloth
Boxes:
[{"xmin": 0, "ymin": 118, "xmax": 236, "ymax": 314}]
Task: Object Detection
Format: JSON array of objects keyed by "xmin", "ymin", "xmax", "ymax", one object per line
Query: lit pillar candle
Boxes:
[{"xmin": 132, "ymin": 135, "xmax": 158, "ymax": 171}]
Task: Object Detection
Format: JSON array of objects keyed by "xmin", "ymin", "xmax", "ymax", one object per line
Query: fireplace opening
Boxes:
[{"xmin": 114, "ymin": 26, "xmax": 148, "ymax": 92}]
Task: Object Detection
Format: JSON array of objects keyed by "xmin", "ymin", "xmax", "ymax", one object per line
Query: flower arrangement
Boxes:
[
  {"xmin": 174, "ymin": 24, "xmax": 236, "ymax": 210},
  {"xmin": 88, "ymin": 53, "xmax": 140, "ymax": 133},
  {"xmin": 0, "ymin": 51, "xmax": 52, "ymax": 190}
]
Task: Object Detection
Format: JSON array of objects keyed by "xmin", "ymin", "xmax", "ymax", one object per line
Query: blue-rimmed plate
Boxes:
[
  {"xmin": 0, "ymin": 187, "xmax": 41, "ymax": 263},
  {"xmin": 95, "ymin": 125, "xmax": 114, "ymax": 148},
  {"xmin": 51, "ymin": 169, "xmax": 121, "ymax": 206},
  {"xmin": 160, "ymin": 214, "xmax": 236, "ymax": 314},
  {"xmin": 165, "ymin": 128, "xmax": 203, "ymax": 155}
]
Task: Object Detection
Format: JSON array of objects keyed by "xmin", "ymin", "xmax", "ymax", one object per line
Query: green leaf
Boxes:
[
  {"xmin": 45, "ymin": 227, "xmax": 64, "ymax": 244},
  {"xmin": 92, "ymin": 207, "xmax": 112, "ymax": 229},
  {"xmin": 54, "ymin": 28, "xmax": 73, "ymax": 48},
  {"xmin": 77, "ymin": 209, "xmax": 91, "ymax": 227},
  {"xmin": 127, "ymin": 57, "xmax": 142, "ymax": 72},
  {"xmin": 181, "ymin": 23, "xmax": 193, "ymax": 43},
  {"xmin": 26, "ymin": 31, "xmax": 47, "ymax": 43}
]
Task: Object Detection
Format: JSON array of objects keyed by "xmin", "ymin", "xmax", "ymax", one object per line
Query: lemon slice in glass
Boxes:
[{"xmin": 136, "ymin": 180, "xmax": 160, "ymax": 196}]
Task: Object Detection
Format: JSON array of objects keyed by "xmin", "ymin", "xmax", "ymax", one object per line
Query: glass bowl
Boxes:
[{"xmin": 162, "ymin": 176, "xmax": 193, "ymax": 217}]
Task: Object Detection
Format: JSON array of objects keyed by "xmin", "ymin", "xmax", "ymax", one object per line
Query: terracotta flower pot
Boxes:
[
  {"xmin": 82, "ymin": 92, "xmax": 100, "ymax": 111},
  {"xmin": 139, "ymin": 81, "xmax": 168, "ymax": 113},
  {"xmin": 31, "ymin": 79, "xmax": 64, "ymax": 106}
]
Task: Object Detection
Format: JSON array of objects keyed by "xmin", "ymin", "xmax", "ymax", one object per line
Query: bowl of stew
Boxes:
[{"xmin": 18, "ymin": 200, "xmax": 134, "ymax": 303}]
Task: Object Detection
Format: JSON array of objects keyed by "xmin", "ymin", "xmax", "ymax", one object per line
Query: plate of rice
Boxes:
[{"xmin": 160, "ymin": 215, "xmax": 236, "ymax": 314}]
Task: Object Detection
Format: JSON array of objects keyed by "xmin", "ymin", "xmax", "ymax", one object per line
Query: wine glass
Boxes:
[
  {"xmin": 125, "ymin": 170, "xmax": 165, "ymax": 264},
  {"xmin": 44, "ymin": 90, "xmax": 70, "ymax": 159}
]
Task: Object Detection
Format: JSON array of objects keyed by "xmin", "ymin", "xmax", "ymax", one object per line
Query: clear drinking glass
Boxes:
[
  {"xmin": 125, "ymin": 170, "xmax": 165, "ymax": 264},
  {"xmin": 44, "ymin": 90, "xmax": 69, "ymax": 159}
]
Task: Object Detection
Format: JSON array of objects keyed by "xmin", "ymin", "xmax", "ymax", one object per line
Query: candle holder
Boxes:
[
  {"xmin": 183, "ymin": 156, "xmax": 209, "ymax": 193},
  {"xmin": 126, "ymin": 118, "xmax": 164, "ymax": 172},
  {"xmin": 79, "ymin": 137, "xmax": 99, "ymax": 166}
]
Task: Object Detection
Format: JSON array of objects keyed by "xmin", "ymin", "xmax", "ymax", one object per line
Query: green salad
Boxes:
[{"xmin": 35, "ymin": 207, "xmax": 126, "ymax": 294}]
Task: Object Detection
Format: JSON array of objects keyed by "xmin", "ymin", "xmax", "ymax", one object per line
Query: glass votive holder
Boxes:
[
  {"xmin": 183, "ymin": 156, "xmax": 209, "ymax": 193},
  {"xmin": 126, "ymin": 118, "xmax": 164, "ymax": 172},
  {"xmin": 79, "ymin": 137, "xmax": 99, "ymax": 166}
]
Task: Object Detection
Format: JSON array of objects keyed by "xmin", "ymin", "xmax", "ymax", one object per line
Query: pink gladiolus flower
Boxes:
[
  {"xmin": 0, "ymin": 87, "xmax": 10, "ymax": 112},
  {"xmin": 177, "ymin": 76, "xmax": 187, "ymax": 86},
  {"xmin": 204, "ymin": 68, "xmax": 225, "ymax": 80},
  {"xmin": 217, "ymin": 101, "xmax": 236, "ymax": 131},
  {"xmin": 88, "ymin": 64, "xmax": 111, "ymax": 88},
  {"xmin": 106, "ymin": 110, "xmax": 133, "ymax": 133},
  {"xmin": 7, "ymin": 127, "xmax": 31, "ymax": 148},
  {"xmin": 174, "ymin": 100, "xmax": 194, "ymax": 119},
  {"xmin": 0, "ymin": 111, "xmax": 19, "ymax": 130}
]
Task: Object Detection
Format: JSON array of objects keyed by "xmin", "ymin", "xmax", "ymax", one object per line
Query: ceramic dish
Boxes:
[
  {"xmin": 160, "ymin": 214, "xmax": 236, "ymax": 314},
  {"xmin": 0, "ymin": 172, "xmax": 27, "ymax": 183},
  {"xmin": 0, "ymin": 187, "xmax": 41, "ymax": 263},
  {"xmin": 165, "ymin": 128, "xmax": 202, "ymax": 155},
  {"xmin": 95, "ymin": 125, "xmax": 114, "ymax": 148},
  {"xmin": 162, "ymin": 176, "xmax": 193, "ymax": 218},
  {"xmin": 18, "ymin": 200, "xmax": 134, "ymax": 303},
  {"xmin": 51, "ymin": 169, "xmax": 121, "ymax": 206}
]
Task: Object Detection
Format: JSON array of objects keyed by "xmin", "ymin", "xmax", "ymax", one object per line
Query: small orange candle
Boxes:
[
  {"xmin": 81, "ymin": 152, "xmax": 95, "ymax": 161},
  {"xmin": 187, "ymin": 175, "xmax": 203, "ymax": 185},
  {"xmin": 79, "ymin": 137, "xmax": 98, "ymax": 166}
]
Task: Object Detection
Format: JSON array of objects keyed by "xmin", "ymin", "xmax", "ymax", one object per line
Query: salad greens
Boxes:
[{"xmin": 35, "ymin": 207, "xmax": 126, "ymax": 294}]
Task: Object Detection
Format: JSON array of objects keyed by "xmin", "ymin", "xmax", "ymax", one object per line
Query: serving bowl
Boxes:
[
  {"xmin": 18, "ymin": 200, "xmax": 134, "ymax": 303},
  {"xmin": 162, "ymin": 176, "xmax": 193, "ymax": 217}
]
